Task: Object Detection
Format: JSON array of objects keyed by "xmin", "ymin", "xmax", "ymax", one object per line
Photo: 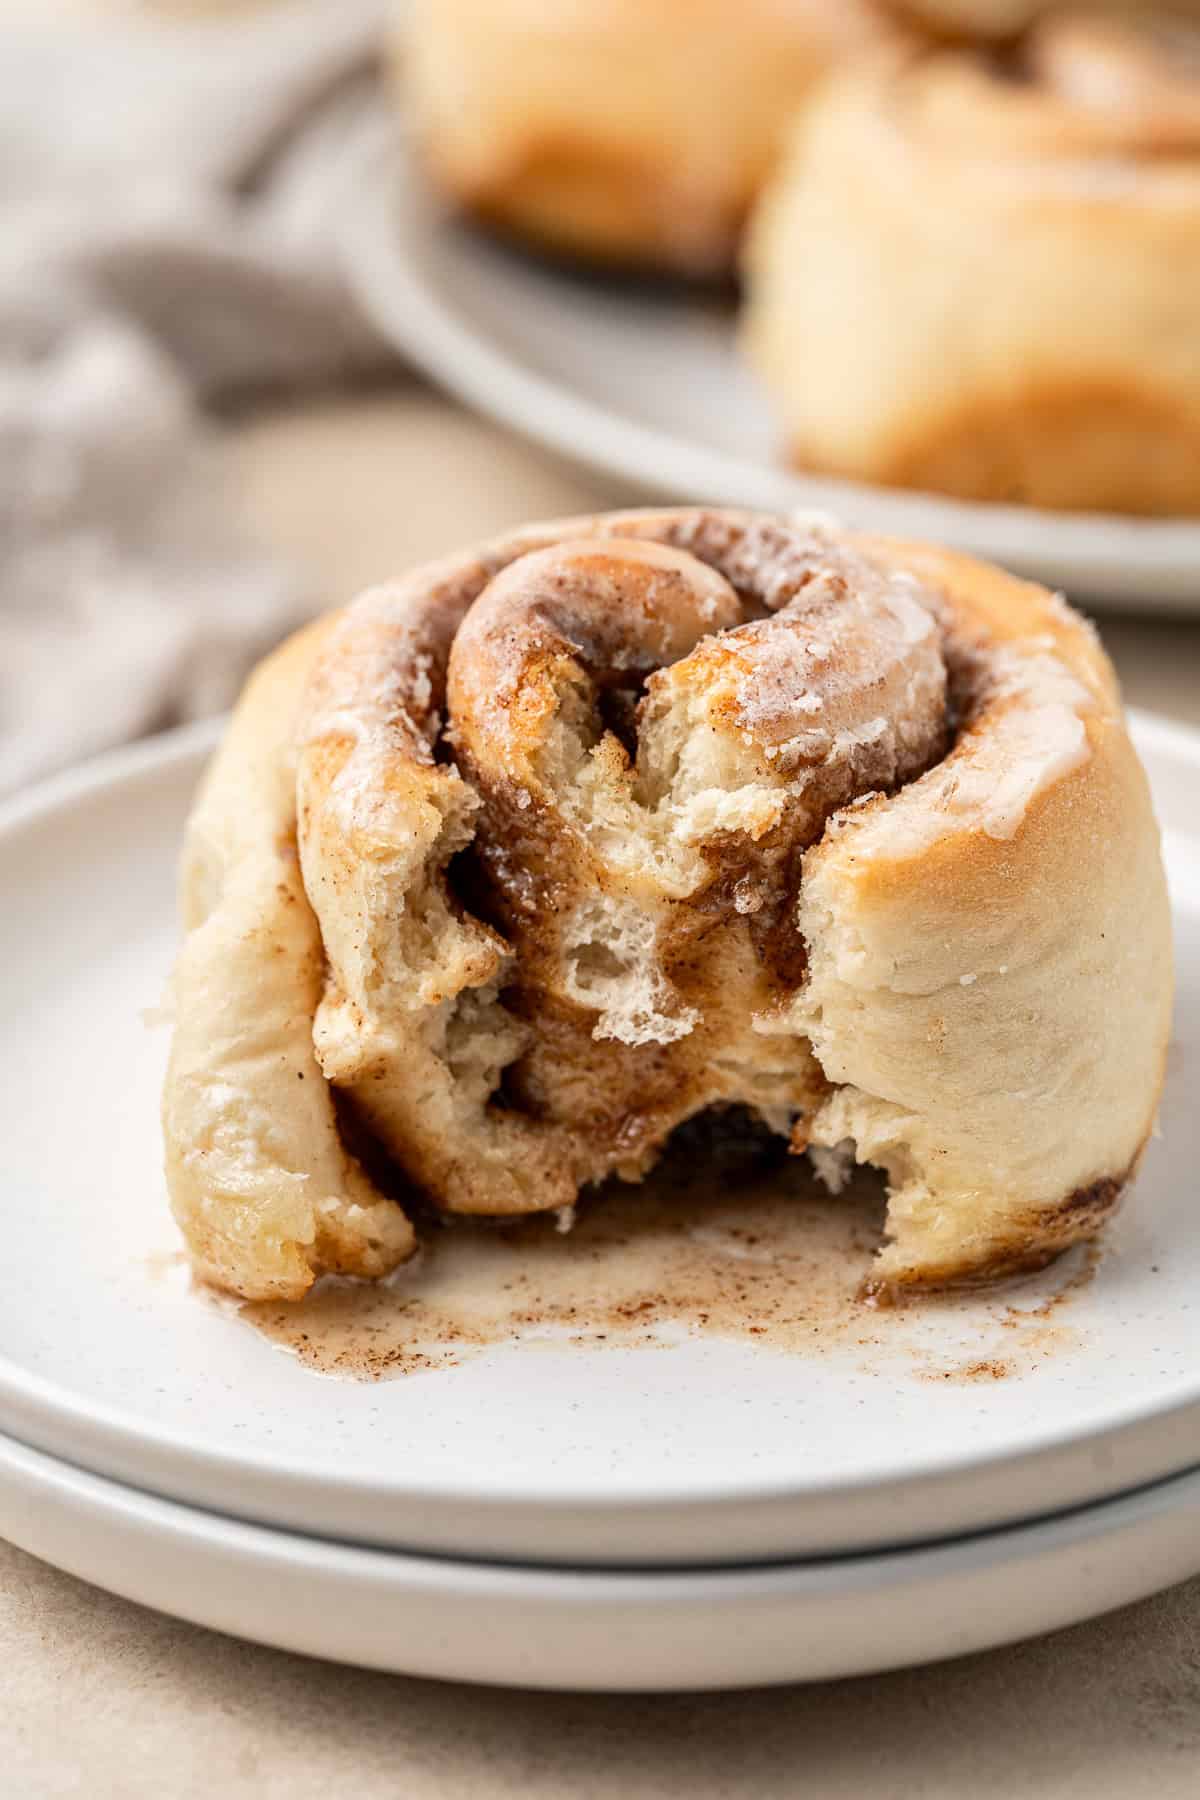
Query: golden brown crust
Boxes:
[
  {"xmin": 867, "ymin": 1169, "xmax": 1130, "ymax": 1296},
  {"xmin": 790, "ymin": 378, "xmax": 1200, "ymax": 514},
  {"xmin": 425, "ymin": 139, "xmax": 747, "ymax": 279},
  {"xmin": 164, "ymin": 508, "xmax": 1173, "ymax": 1299}
]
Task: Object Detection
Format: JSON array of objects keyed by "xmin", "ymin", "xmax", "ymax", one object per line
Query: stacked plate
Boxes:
[{"xmin": 0, "ymin": 715, "xmax": 1196, "ymax": 1690}]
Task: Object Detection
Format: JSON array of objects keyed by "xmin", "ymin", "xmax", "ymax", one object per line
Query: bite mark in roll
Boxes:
[{"xmin": 163, "ymin": 510, "xmax": 1172, "ymax": 1300}]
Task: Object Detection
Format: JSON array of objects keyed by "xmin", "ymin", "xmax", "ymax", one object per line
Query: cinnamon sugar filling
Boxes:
[{"xmin": 304, "ymin": 513, "xmax": 959, "ymax": 1208}]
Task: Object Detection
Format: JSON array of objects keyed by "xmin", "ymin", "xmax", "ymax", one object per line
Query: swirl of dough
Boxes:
[
  {"xmin": 447, "ymin": 530, "xmax": 946, "ymax": 1038},
  {"xmin": 295, "ymin": 516, "xmax": 948, "ymax": 1233},
  {"xmin": 164, "ymin": 509, "xmax": 1171, "ymax": 1300}
]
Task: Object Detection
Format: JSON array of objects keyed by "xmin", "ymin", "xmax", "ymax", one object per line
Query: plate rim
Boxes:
[
  {"xmin": 5, "ymin": 1424, "xmax": 1200, "ymax": 1687},
  {"xmin": 340, "ymin": 125, "xmax": 1200, "ymax": 611},
  {"xmin": 0, "ymin": 711, "xmax": 1196, "ymax": 1563}
]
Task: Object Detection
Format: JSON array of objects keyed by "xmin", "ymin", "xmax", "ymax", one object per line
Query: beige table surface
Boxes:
[{"xmin": 6, "ymin": 390, "xmax": 1200, "ymax": 1799}]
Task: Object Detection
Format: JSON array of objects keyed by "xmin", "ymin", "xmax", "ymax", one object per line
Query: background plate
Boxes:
[
  {"xmin": 0, "ymin": 719, "xmax": 1195, "ymax": 1566},
  {"xmin": 341, "ymin": 129, "xmax": 1200, "ymax": 614}
]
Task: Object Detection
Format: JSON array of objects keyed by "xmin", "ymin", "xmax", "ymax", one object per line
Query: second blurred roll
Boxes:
[
  {"xmin": 744, "ymin": 12, "xmax": 1200, "ymax": 514},
  {"xmin": 400, "ymin": 0, "xmax": 903, "ymax": 277}
]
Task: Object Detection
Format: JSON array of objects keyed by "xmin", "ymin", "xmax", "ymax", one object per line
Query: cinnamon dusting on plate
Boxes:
[{"xmin": 232, "ymin": 1125, "xmax": 1099, "ymax": 1383}]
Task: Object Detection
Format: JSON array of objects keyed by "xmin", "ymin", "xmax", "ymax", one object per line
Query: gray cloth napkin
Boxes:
[{"xmin": 0, "ymin": 0, "xmax": 399, "ymax": 795}]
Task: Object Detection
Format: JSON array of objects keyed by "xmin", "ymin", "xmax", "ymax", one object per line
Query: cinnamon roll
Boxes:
[
  {"xmin": 399, "ymin": 0, "xmax": 902, "ymax": 277},
  {"xmin": 163, "ymin": 509, "xmax": 1171, "ymax": 1301},
  {"xmin": 883, "ymin": 1, "xmax": 1200, "ymax": 39},
  {"xmin": 744, "ymin": 12, "xmax": 1200, "ymax": 514}
]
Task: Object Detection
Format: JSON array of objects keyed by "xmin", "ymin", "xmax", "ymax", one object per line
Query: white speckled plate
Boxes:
[
  {"xmin": 341, "ymin": 127, "xmax": 1200, "ymax": 613},
  {"xmin": 0, "ymin": 715, "xmax": 1195, "ymax": 1567},
  {"xmin": 6, "ymin": 1427, "xmax": 1200, "ymax": 1688}
]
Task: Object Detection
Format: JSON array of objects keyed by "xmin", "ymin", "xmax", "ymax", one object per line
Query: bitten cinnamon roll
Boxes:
[
  {"xmin": 744, "ymin": 11, "xmax": 1200, "ymax": 514},
  {"xmin": 399, "ymin": 0, "xmax": 903, "ymax": 277},
  {"xmin": 163, "ymin": 509, "xmax": 1171, "ymax": 1301}
]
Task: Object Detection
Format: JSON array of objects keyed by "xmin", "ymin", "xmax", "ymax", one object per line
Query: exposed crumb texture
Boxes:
[{"xmin": 163, "ymin": 508, "xmax": 1171, "ymax": 1302}]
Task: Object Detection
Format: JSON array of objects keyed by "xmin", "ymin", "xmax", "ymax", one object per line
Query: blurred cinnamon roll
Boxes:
[
  {"xmin": 399, "ymin": 0, "xmax": 903, "ymax": 276},
  {"xmin": 163, "ymin": 508, "xmax": 1170, "ymax": 1301},
  {"xmin": 744, "ymin": 11, "xmax": 1200, "ymax": 513},
  {"xmin": 883, "ymin": 0, "xmax": 1200, "ymax": 39}
]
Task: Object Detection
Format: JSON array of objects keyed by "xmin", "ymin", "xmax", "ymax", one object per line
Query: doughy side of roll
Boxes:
[
  {"xmin": 793, "ymin": 541, "xmax": 1171, "ymax": 1285},
  {"xmin": 163, "ymin": 511, "xmax": 1172, "ymax": 1301},
  {"xmin": 743, "ymin": 16, "xmax": 1200, "ymax": 514},
  {"xmin": 161, "ymin": 625, "xmax": 416, "ymax": 1301}
]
